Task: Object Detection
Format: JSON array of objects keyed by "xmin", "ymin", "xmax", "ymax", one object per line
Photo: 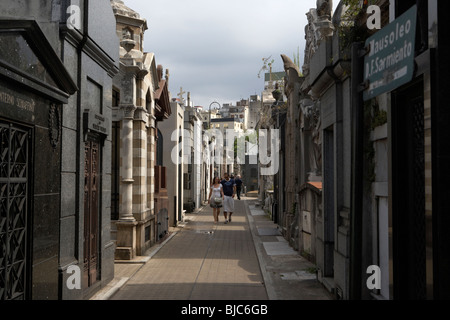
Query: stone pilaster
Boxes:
[
  {"xmin": 115, "ymin": 104, "xmax": 137, "ymax": 260},
  {"xmin": 119, "ymin": 105, "xmax": 137, "ymax": 221}
]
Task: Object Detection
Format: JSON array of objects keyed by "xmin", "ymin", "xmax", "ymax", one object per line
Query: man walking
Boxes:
[
  {"xmin": 221, "ymin": 172, "xmax": 236, "ymax": 224},
  {"xmin": 235, "ymin": 175, "xmax": 243, "ymax": 200}
]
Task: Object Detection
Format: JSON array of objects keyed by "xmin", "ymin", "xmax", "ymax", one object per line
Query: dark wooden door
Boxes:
[
  {"xmin": 83, "ymin": 138, "xmax": 100, "ymax": 288},
  {"xmin": 0, "ymin": 121, "xmax": 31, "ymax": 300}
]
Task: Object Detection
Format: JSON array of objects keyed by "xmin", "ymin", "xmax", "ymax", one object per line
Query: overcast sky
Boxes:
[{"xmin": 122, "ymin": 0, "xmax": 339, "ymax": 108}]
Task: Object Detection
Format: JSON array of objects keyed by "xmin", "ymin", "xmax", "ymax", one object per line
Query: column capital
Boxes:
[
  {"xmin": 134, "ymin": 106, "xmax": 149, "ymax": 123},
  {"xmin": 120, "ymin": 104, "xmax": 137, "ymax": 119}
]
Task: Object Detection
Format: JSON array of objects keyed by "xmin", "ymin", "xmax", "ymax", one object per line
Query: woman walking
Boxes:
[{"xmin": 208, "ymin": 176, "xmax": 224, "ymax": 223}]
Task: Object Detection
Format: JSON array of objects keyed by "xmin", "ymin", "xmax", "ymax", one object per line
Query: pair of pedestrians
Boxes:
[{"xmin": 208, "ymin": 172, "xmax": 236, "ymax": 224}]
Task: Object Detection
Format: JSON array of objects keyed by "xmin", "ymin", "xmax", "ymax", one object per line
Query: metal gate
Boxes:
[
  {"xmin": 392, "ymin": 78, "xmax": 426, "ymax": 299},
  {"xmin": 0, "ymin": 121, "xmax": 31, "ymax": 300},
  {"xmin": 83, "ymin": 137, "xmax": 100, "ymax": 288}
]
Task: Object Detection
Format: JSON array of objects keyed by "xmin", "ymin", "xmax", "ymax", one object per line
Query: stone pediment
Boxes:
[{"xmin": 0, "ymin": 20, "xmax": 77, "ymax": 103}]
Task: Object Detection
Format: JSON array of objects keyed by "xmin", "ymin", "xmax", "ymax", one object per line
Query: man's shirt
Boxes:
[{"xmin": 221, "ymin": 178, "xmax": 236, "ymax": 196}]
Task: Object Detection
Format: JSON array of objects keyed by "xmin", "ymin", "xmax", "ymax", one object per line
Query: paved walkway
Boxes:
[{"xmin": 91, "ymin": 195, "xmax": 332, "ymax": 301}]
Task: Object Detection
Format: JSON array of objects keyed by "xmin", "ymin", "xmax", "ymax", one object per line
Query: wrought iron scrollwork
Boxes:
[{"xmin": 0, "ymin": 122, "xmax": 30, "ymax": 300}]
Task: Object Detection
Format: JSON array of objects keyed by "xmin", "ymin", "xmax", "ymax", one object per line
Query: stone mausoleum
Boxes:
[{"xmin": 0, "ymin": 0, "xmax": 119, "ymax": 299}]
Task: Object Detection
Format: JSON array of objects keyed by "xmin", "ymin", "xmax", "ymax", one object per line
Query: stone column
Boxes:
[
  {"xmin": 115, "ymin": 105, "xmax": 138, "ymax": 260},
  {"xmin": 115, "ymin": 27, "xmax": 149, "ymax": 260},
  {"xmin": 133, "ymin": 107, "xmax": 149, "ymax": 256},
  {"xmin": 120, "ymin": 105, "xmax": 137, "ymax": 221},
  {"xmin": 115, "ymin": 53, "xmax": 140, "ymax": 260},
  {"xmin": 117, "ymin": 50, "xmax": 139, "ymax": 222},
  {"xmin": 133, "ymin": 107, "xmax": 149, "ymax": 217}
]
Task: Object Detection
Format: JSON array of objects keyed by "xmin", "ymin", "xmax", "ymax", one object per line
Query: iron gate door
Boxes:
[
  {"xmin": 83, "ymin": 138, "xmax": 100, "ymax": 288},
  {"xmin": 0, "ymin": 121, "xmax": 31, "ymax": 300},
  {"xmin": 392, "ymin": 78, "xmax": 426, "ymax": 299}
]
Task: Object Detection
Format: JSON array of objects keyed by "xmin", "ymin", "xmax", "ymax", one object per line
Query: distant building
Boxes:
[
  {"xmin": 264, "ymin": 71, "xmax": 286, "ymax": 91},
  {"xmin": 210, "ymin": 117, "xmax": 244, "ymax": 178},
  {"xmin": 183, "ymin": 104, "xmax": 203, "ymax": 212},
  {"xmin": 159, "ymin": 101, "xmax": 185, "ymax": 227},
  {"xmin": 247, "ymin": 95, "xmax": 262, "ymax": 130},
  {"xmin": 200, "ymin": 108, "xmax": 220, "ymax": 130}
]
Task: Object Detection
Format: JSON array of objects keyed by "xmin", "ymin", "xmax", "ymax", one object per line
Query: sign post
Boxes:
[{"xmin": 363, "ymin": 5, "xmax": 417, "ymax": 101}]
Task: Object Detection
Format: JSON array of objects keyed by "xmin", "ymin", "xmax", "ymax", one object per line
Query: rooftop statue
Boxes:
[{"xmin": 316, "ymin": 0, "xmax": 333, "ymax": 18}]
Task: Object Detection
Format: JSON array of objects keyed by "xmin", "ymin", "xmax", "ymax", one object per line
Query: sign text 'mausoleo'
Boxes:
[{"xmin": 363, "ymin": 5, "xmax": 417, "ymax": 101}]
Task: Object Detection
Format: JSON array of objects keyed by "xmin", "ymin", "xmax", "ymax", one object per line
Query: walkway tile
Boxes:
[
  {"xmin": 101, "ymin": 196, "xmax": 332, "ymax": 301},
  {"xmin": 111, "ymin": 198, "xmax": 267, "ymax": 300},
  {"xmin": 263, "ymin": 241, "xmax": 297, "ymax": 256}
]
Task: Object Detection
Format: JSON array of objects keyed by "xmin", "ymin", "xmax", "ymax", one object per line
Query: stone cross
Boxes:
[
  {"xmin": 177, "ymin": 87, "xmax": 186, "ymax": 102},
  {"xmin": 165, "ymin": 68, "xmax": 170, "ymax": 81}
]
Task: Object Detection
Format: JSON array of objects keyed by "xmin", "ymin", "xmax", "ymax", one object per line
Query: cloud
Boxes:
[{"xmin": 122, "ymin": 0, "xmax": 332, "ymax": 107}]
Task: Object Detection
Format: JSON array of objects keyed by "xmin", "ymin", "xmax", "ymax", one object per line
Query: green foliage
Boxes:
[
  {"xmin": 290, "ymin": 202, "xmax": 297, "ymax": 215},
  {"xmin": 293, "ymin": 47, "xmax": 299, "ymax": 69},
  {"xmin": 366, "ymin": 98, "xmax": 387, "ymax": 129},
  {"xmin": 363, "ymin": 98, "xmax": 387, "ymax": 185},
  {"xmin": 291, "ymin": 47, "xmax": 304, "ymax": 76},
  {"xmin": 306, "ymin": 266, "xmax": 318, "ymax": 274},
  {"xmin": 338, "ymin": 0, "xmax": 377, "ymax": 51},
  {"xmin": 371, "ymin": 109, "xmax": 387, "ymax": 129}
]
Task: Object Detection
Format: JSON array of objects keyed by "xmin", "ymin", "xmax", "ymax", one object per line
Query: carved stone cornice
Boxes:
[{"xmin": 0, "ymin": 19, "xmax": 78, "ymax": 103}]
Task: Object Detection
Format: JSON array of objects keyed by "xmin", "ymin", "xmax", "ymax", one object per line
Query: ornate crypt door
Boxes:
[
  {"xmin": 0, "ymin": 120, "xmax": 31, "ymax": 300},
  {"xmin": 392, "ymin": 77, "xmax": 427, "ymax": 299},
  {"xmin": 83, "ymin": 136, "xmax": 100, "ymax": 288}
]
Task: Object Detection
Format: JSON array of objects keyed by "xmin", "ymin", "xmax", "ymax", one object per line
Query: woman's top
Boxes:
[{"xmin": 211, "ymin": 183, "xmax": 223, "ymax": 199}]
